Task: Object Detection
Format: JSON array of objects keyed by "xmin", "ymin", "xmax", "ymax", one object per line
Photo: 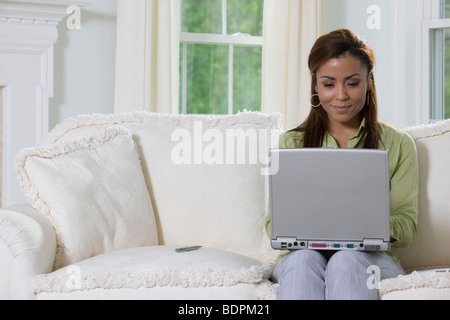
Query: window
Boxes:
[
  {"xmin": 443, "ymin": 0, "xmax": 450, "ymax": 119},
  {"xmin": 179, "ymin": 0, "xmax": 264, "ymax": 114},
  {"xmin": 424, "ymin": 0, "xmax": 450, "ymax": 121}
]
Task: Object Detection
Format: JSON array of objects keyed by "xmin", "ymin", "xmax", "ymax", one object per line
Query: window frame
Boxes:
[
  {"xmin": 179, "ymin": 0, "xmax": 263, "ymax": 115},
  {"xmin": 422, "ymin": 0, "xmax": 450, "ymax": 122}
]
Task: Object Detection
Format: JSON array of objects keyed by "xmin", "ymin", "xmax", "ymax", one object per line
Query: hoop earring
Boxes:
[{"xmin": 310, "ymin": 93, "xmax": 321, "ymax": 108}]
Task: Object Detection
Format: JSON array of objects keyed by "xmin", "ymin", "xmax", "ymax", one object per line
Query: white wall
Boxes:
[
  {"xmin": 323, "ymin": 0, "xmax": 422, "ymax": 128},
  {"xmin": 50, "ymin": 0, "xmax": 117, "ymax": 130}
]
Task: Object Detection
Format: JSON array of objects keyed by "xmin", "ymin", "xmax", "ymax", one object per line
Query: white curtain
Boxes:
[
  {"xmin": 262, "ymin": 0, "xmax": 323, "ymax": 130},
  {"xmin": 114, "ymin": 0, "xmax": 180, "ymax": 114}
]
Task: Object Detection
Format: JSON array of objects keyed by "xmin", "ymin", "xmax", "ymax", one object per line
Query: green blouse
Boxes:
[{"xmin": 265, "ymin": 120, "xmax": 419, "ymax": 263}]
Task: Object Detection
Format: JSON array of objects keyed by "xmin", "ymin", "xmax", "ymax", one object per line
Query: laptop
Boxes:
[{"xmin": 268, "ymin": 148, "xmax": 391, "ymax": 252}]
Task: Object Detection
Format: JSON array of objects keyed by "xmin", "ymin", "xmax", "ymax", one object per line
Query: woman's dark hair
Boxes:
[{"xmin": 291, "ymin": 29, "xmax": 380, "ymax": 149}]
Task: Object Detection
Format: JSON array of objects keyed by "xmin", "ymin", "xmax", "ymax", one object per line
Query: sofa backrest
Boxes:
[
  {"xmin": 44, "ymin": 111, "xmax": 283, "ymax": 262},
  {"xmin": 395, "ymin": 119, "xmax": 450, "ymax": 272},
  {"xmin": 45, "ymin": 112, "xmax": 449, "ymax": 270}
]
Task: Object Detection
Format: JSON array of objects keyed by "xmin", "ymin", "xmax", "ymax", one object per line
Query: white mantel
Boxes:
[{"xmin": 0, "ymin": 0, "xmax": 91, "ymax": 207}]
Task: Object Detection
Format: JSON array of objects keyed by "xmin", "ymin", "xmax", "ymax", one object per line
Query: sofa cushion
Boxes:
[
  {"xmin": 43, "ymin": 112, "xmax": 283, "ymax": 263},
  {"xmin": 31, "ymin": 246, "xmax": 276, "ymax": 300},
  {"xmin": 15, "ymin": 126, "xmax": 158, "ymax": 270},
  {"xmin": 379, "ymin": 269, "xmax": 450, "ymax": 300},
  {"xmin": 396, "ymin": 119, "xmax": 450, "ymax": 271}
]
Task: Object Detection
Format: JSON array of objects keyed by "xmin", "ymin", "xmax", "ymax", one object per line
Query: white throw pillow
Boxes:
[{"xmin": 15, "ymin": 126, "xmax": 158, "ymax": 270}]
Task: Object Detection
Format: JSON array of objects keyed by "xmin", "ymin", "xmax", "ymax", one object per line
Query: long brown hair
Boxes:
[{"xmin": 291, "ymin": 29, "xmax": 380, "ymax": 149}]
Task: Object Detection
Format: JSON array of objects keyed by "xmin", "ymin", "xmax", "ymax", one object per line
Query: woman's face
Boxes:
[{"xmin": 315, "ymin": 53, "xmax": 370, "ymax": 129}]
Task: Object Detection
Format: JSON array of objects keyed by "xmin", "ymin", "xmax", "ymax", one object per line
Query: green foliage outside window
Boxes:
[{"xmin": 180, "ymin": 0, "xmax": 264, "ymax": 114}]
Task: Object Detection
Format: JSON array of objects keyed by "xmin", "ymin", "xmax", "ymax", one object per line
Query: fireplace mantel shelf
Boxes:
[{"xmin": 0, "ymin": 0, "xmax": 92, "ymax": 25}]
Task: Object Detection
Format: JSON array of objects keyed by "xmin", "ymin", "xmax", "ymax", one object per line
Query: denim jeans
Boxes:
[{"xmin": 272, "ymin": 250, "xmax": 405, "ymax": 300}]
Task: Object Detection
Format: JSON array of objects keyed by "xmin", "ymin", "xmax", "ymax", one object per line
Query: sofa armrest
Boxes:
[{"xmin": 0, "ymin": 204, "xmax": 56, "ymax": 299}]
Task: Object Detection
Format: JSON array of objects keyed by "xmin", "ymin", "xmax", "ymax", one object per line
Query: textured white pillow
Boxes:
[{"xmin": 15, "ymin": 126, "xmax": 158, "ymax": 270}]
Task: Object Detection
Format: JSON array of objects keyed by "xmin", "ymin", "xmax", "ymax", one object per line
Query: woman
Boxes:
[{"xmin": 266, "ymin": 29, "xmax": 419, "ymax": 300}]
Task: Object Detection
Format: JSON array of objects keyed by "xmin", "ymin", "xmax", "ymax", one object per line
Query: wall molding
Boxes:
[
  {"xmin": 0, "ymin": 0, "xmax": 92, "ymax": 25},
  {"xmin": 0, "ymin": 0, "xmax": 92, "ymax": 207}
]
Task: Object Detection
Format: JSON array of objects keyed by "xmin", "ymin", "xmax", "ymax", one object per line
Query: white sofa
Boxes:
[{"xmin": 0, "ymin": 111, "xmax": 449, "ymax": 300}]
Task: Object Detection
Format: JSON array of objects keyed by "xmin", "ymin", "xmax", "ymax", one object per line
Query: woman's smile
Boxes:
[{"xmin": 331, "ymin": 105, "xmax": 352, "ymax": 112}]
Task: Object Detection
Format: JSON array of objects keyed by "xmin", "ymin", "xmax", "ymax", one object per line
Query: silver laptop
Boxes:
[{"xmin": 269, "ymin": 148, "xmax": 391, "ymax": 252}]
